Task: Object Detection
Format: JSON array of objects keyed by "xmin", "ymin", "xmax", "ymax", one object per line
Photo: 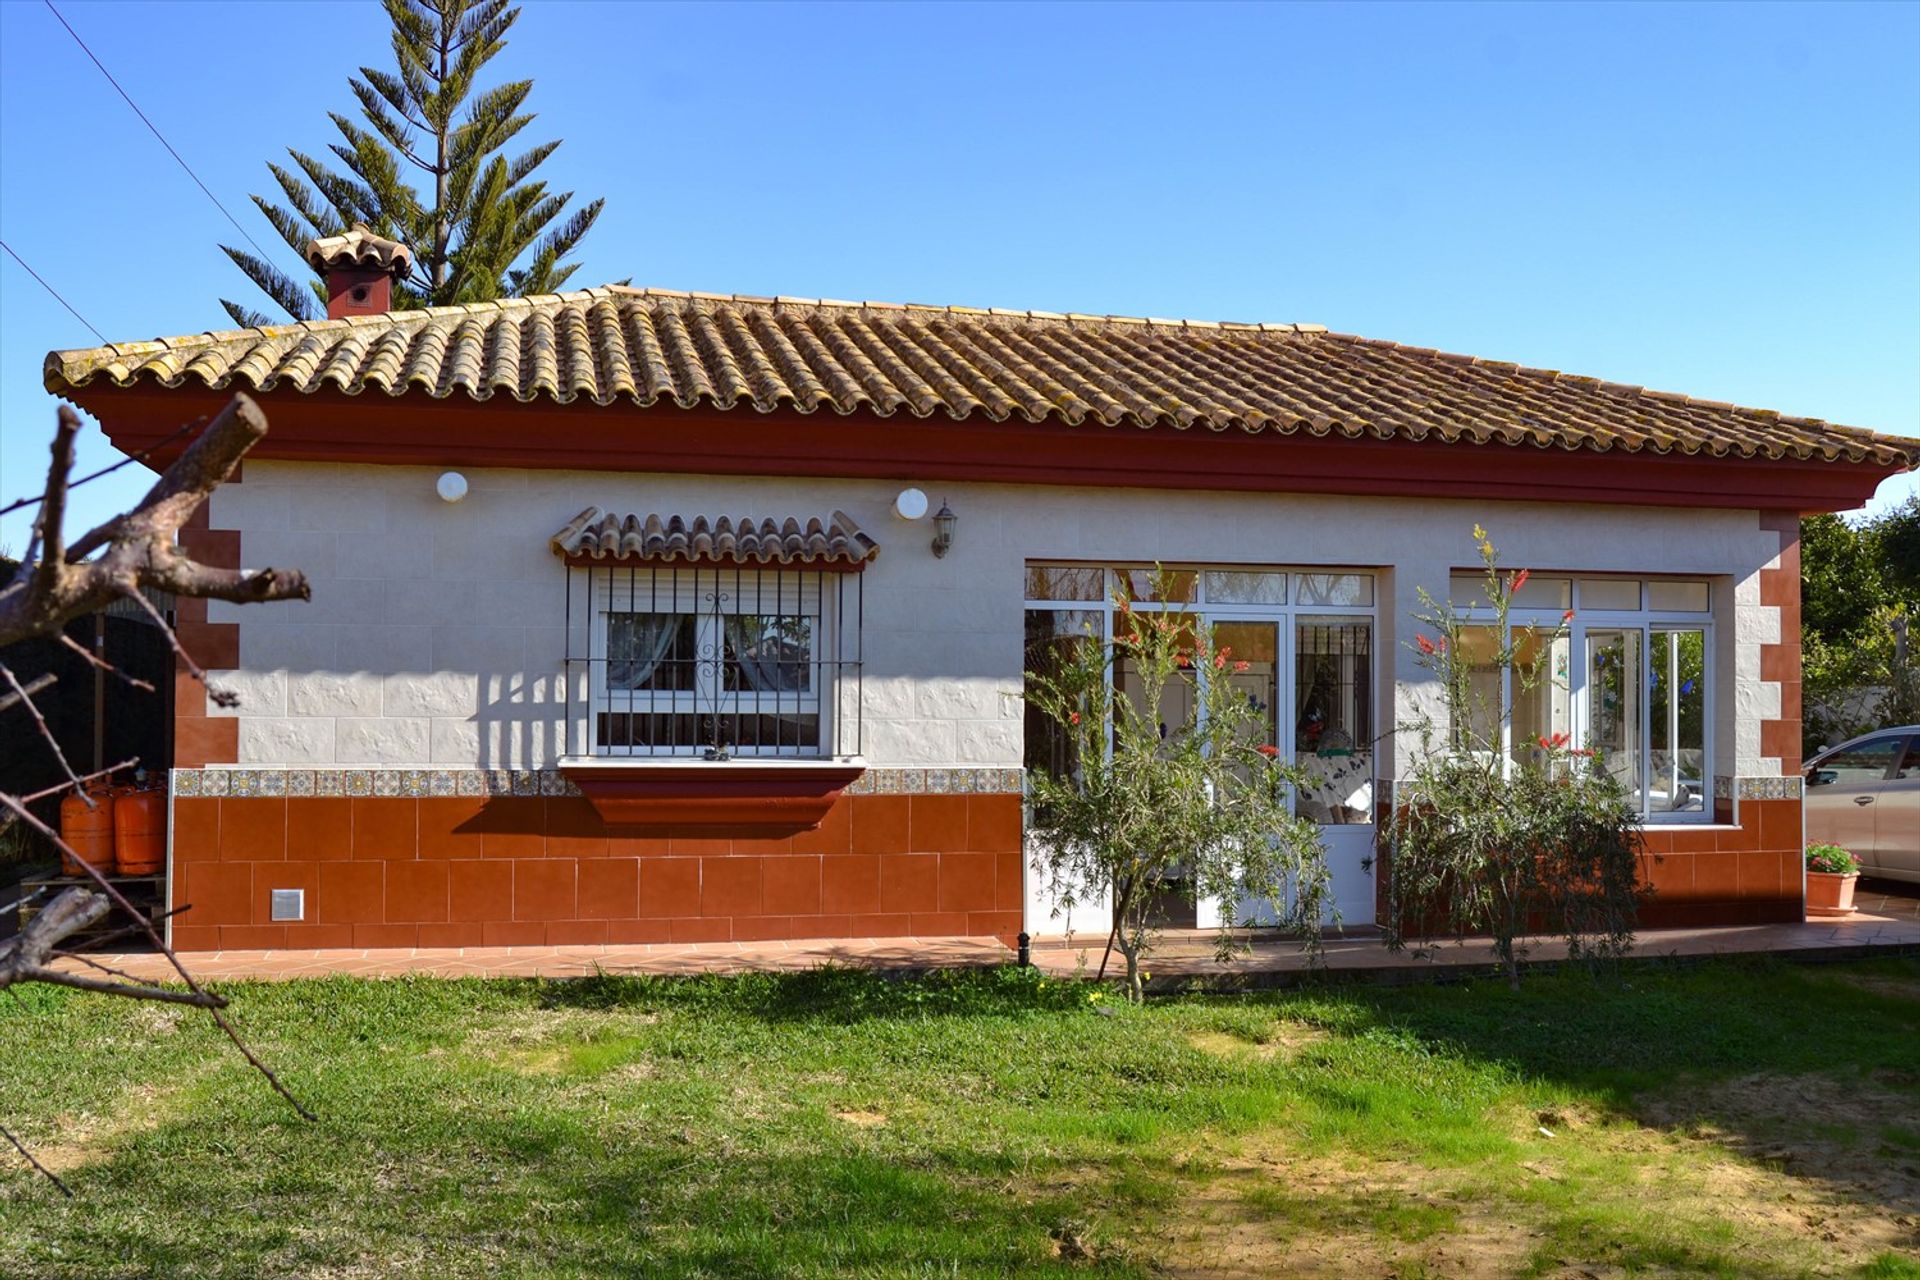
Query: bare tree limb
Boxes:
[
  {"xmin": 1, "ymin": 663, "xmax": 86, "ymax": 804},
  {"xmin": 18, "ymin": 760, "xmax": 137, "ymax": 806},
  {"xmin": 118, "ymin": 587, "xmax": 234, "ymax": 708},
  {"xmin": 0, "ymin": 396, "xmax": 320, "ymax": 1193},
  {"xmin": 0, "ymin": 393, "xmax": 310, "ymax": 650},
  {"xmin": 0, "ymin": 1123, "xmax": 70, "ymax": 1198},
  {"xmin": 58, "ymin": 633, "xmax": 155, "ymax": 693},
  {"xmin": 0, "ymin": 795, "xmax": 314, "ymax": 1122},
  {"xmin": 0, "ymin": 671, "xmax": 55, "ymax": 716}
]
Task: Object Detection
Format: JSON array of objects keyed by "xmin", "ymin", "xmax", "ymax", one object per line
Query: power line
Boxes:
[
  {"xmin": 0, "ymin": 414, "xmax": 208, "ymax": 519},
  {"xmin": 0, "ymin": 239, "xmax": 106, "ymax": 344},
  {"xmin": 43, "ymin": 0, "xmax": 279, "ymax": 266}
]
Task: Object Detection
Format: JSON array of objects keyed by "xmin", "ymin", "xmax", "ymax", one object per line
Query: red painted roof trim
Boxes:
[{"xmin": 65, "ymin": 385, "xmax": 1908, "ymax": 514}]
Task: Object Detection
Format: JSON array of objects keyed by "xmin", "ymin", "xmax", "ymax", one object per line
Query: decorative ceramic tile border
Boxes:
[
  {"xmin": 843, "ymin": 767, "xmax": 1023, "ymax": 795},
  {"xmin": 1713, "ymin": 774, "xmax": 1803, "ymax": 800},
  {"xmin": 172, "ymin": 765, "xmax": 1025, "ymax": 798},
  {"xmin": 174, "ymin": 768, "xmax": 583, "ymax": 798}
]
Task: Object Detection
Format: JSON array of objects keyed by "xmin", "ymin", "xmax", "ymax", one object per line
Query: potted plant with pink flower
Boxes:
[{"xmin": 1804, "ymin": 842, "xmax": 1861, "ymax": 917}]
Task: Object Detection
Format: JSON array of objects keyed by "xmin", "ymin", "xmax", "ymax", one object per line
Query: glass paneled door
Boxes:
[
  {"xmin": 1196, "ymin": 614, "xmax": 1377, "ymax": 930},
  {"xmin": 1021, "ymin": 565, "xmax": 1379, "ymax": 932}
]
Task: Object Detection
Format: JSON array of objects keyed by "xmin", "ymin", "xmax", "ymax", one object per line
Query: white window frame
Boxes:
[
  {"xmin": 583, "ymin": 569, "xmax": 834, "ymax": 759},
  {"xmin": 1022, "ymin": 563, "xmax": 1379, "ymax": 827},
  {"xmin": 1451, "ymin": 575, "xmax": 1715, "ymax": 825}
]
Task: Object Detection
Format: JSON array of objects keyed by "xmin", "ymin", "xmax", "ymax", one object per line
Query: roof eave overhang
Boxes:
[{"xmin": 59, "ymin": 383, "xmax": 1913, "ymax": 516}]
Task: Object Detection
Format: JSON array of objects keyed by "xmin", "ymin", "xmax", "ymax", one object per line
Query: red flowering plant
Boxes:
[
  {"xmin": 1385, "ymin": 528, "xmax": 1647, "ymax": 987},
  {"xmin": 1024, "ymin": 566, "xmax": 1331, "ymax": 1002}
]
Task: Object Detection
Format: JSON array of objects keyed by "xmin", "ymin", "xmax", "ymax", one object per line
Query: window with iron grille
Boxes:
[{"xmin": 551, "ymin": 510, "xmax": 874, "ymax": 761}]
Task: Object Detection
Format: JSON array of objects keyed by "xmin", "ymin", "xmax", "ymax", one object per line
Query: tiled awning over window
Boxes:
[{"xmin": 550, "ymin": 508, "xmax": 879, "ymax": 569}]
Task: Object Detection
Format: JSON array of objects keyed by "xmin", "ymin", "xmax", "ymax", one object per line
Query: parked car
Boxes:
[{"xmin": 1805, "ymin": 727, "xmax": 1919, "ymax": 884}]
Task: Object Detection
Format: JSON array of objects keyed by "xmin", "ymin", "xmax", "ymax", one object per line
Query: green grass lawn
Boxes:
[{"xmin": 2, "ymin": 957, "xmax": 1918, "ymax": 1278}]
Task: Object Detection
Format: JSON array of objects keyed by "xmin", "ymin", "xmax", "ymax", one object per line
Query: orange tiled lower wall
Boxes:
[
  {"xmin": 1634, "ymin": 798, "xmax": 1803, "ymax": 927},
  {"xmin": 1375, "ymin": 796, "xmax": 1805, "ymax": 930},
  {"xmin": 167, "ymin": 791, "xmax": 1024, "ymax": 952}
]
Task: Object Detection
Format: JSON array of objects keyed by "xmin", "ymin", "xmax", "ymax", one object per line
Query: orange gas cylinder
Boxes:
[
  {"xmin": 114, "ymin": 787, "xmax": 166, "ymax": 875},
  {"xmin": 59, "ymin": 789, "xmax": 117, "ymax": 877}
]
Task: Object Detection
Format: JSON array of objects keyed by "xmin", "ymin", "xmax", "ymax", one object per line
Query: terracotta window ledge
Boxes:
[{"xmin": 555, "ymin": 756, "xmax": 867, "ymax": 835}]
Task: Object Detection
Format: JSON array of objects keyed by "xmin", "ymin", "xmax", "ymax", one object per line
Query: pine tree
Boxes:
[{"xmin": 220, "ymin": 0, "xmax": 603, "ymax": 327}]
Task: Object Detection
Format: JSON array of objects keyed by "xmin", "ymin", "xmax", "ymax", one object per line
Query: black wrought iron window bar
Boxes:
[{"xmin": 564, "ymin": 562, "xmax": 864, "ymax": 760}]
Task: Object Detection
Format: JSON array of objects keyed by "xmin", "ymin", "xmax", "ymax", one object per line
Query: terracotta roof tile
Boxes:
[
  {"xmin": 43, "ymin": 285, "xmax": 1916, "ymax": 468},
  {"xmin": 550, "ymin": 508, "xmax": 880, "ymax": 569}
]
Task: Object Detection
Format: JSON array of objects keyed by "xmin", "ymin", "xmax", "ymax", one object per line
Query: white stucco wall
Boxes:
[{"xmin": 206, "ymin": 461, "xmax": 1786, "ymax": 780}]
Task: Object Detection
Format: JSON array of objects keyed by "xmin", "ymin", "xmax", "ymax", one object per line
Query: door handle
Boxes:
[{"xmin": 1854, "ymin": 795, "xmax": 1875, "ymax": 806}]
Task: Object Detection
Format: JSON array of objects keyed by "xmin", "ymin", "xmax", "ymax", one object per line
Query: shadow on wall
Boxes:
[{"xmin": 473, "ymin": 670, "xmax": 571, "ymax": 769}]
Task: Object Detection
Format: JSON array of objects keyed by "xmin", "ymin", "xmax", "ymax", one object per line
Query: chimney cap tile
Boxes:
[{"xmin": 305, "ymin": 223, "xmax": 414, "ymax": 277}]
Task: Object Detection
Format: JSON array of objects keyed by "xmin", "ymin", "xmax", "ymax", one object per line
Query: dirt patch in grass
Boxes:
[
  {"xmin": 1154, "ymin": 1151, "xmax": 1532, "ymax": 1278},
  {"xmin": 1154, "ymin": 1080, "xmax": 1920, "ymax": 1279},
  {"xmin": 35, "ymin": 1082, "xmax": 183, "ymax": 1174},
  {"xmin": 1635, "ymin": 1072, "xmax": 1920, "ymax": 1259},
  {"xmin": 1187, "ymin": 1020, "xmax": 1330, "ymax": 1063},
  {"xmin": 464, "ymin": 1008, "xmax": 657, "ymax": 1075},
  {"xmin": 1828, "ymin": 971, "xmax": 1920, "ymax": 1004},
  {"xmin": 833, "ymin": 1109, "xmax": 888, "ymax": 1128}
]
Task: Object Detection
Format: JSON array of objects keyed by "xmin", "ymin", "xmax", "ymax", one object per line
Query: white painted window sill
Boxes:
[{"xmin": 555, "ymin": 756, "xmax": 867, "ymax": 773}]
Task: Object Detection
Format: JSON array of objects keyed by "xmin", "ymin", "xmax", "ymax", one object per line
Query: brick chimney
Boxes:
[{"xmin": 305, "ymin": 224, "xmax": 414, "ymax": 319}]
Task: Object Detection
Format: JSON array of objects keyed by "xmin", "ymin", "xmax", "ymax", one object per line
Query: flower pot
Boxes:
[{"xmin": 1805, "ymin": 869, "xmax": 1858, "ymax": 917}]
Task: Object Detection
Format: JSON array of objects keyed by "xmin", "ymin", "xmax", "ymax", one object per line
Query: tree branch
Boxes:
[
  {"xmin": 0, "ymin": 664, "xmax": 85, "ymax": 803},
  {"xmin": 58, "ymin": 633, "xmax": 155, "ymax": 694},
  {"xmin": 0, "ymin": 395, "xmax": 310, "ymax": 651},
  {"xmin": 0, "ymin": 1123, "xmax": 70, "ymax": 1198}
]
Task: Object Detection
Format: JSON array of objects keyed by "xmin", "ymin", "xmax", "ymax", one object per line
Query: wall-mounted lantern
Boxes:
[
  {"xmin": 436, "ymin": 471, "xmax": 469, "ymax": 503},
  {"xmin": 931, "ymin": 500, "xmax": 956, "ymax": 558}
]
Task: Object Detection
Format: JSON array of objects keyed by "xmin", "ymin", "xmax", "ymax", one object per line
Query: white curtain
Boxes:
[
  {"xmin": 607, "ymin": 613, "xmax": 679, "ymax": 690},
  {"xmin": 726, "ymin": 616, "xmax": 810, "ymax": 693}
]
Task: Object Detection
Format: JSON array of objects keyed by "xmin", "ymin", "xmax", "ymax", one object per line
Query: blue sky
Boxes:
[{"xmin": 3, "ymin": 0, "xmax": 1915, "ymax": 552}]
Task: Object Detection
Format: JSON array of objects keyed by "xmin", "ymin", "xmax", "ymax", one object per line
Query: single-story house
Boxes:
[{"xmin": 43, "ymin": 227, "xmax": 1918, "ymax": 951}]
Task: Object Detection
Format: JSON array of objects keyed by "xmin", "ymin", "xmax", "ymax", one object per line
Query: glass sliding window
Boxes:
[
  {"xmin": 1453, "ymin": 625, "xmax": 1504, "ymax": 759},
  {"xmin": 608, "ymin": 613, "xmax": 697, "ymax": 692},
  {"xmin": 1114, "ymin": 611, "xmax": 1199, "ymax": 750},
  {"xmin": 1447, "ymin": 575, "xmax": 1713, "ymax": 822},
  {"xmin": 1586, "ymin": 628, "xmax": 1643, "ymax": 805},
  {"xmin": 1647, "ymin": 580, "xmax": 1710, "ymax": 612},
  {"xmin": 589, "ymin": 572, "xmax": 833, "ymax": 756},
  {"xmin": 1021, "ymin": 562, "xmax": 1378, "ymax": 833},
  {"xmin": 1118, "ymin": 567, "xmax": 1198, "ymax": 603},
  {"xmin": 1204, "ymin": 570, "xmax": 1288, "ymax": 605},
  {"xmin": 1023, "ymin": 609, "xmax": 1100, "ymax": 779},
  {"xmin": 1215, "ymin": 619, "xmax": 1280, "ymax": 768},
  {"xmin": 1510, "ymin": 626, "xmax": 1572, "ymax": 773},
  {"xmin": 1294, "ymin": 617, "xmax": 1373, "ymax": 823},
  {"xmin": 1296, "ymin": 573, "xmax": 1373, "ymax": 607},
  {"xmin": 1025, "ymin": 564, "xmax": 1105, "ymax": 601},
  {"xmin": 1578, "ymin": 579, "xmax": 1642, "ymax": 611},
  {"xmin": 1649, "ymin": 628, "xmax": 1706, "ymax": 813}
]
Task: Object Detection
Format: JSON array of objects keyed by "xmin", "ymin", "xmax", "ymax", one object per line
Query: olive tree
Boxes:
[
  {"xmin": 1382, "ymin": 529, "xmax": 1647, "ymax": 987},
  {"xmin": 1024, "ymin": 571, "xmax": 1331, "ymax": 1001}
]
